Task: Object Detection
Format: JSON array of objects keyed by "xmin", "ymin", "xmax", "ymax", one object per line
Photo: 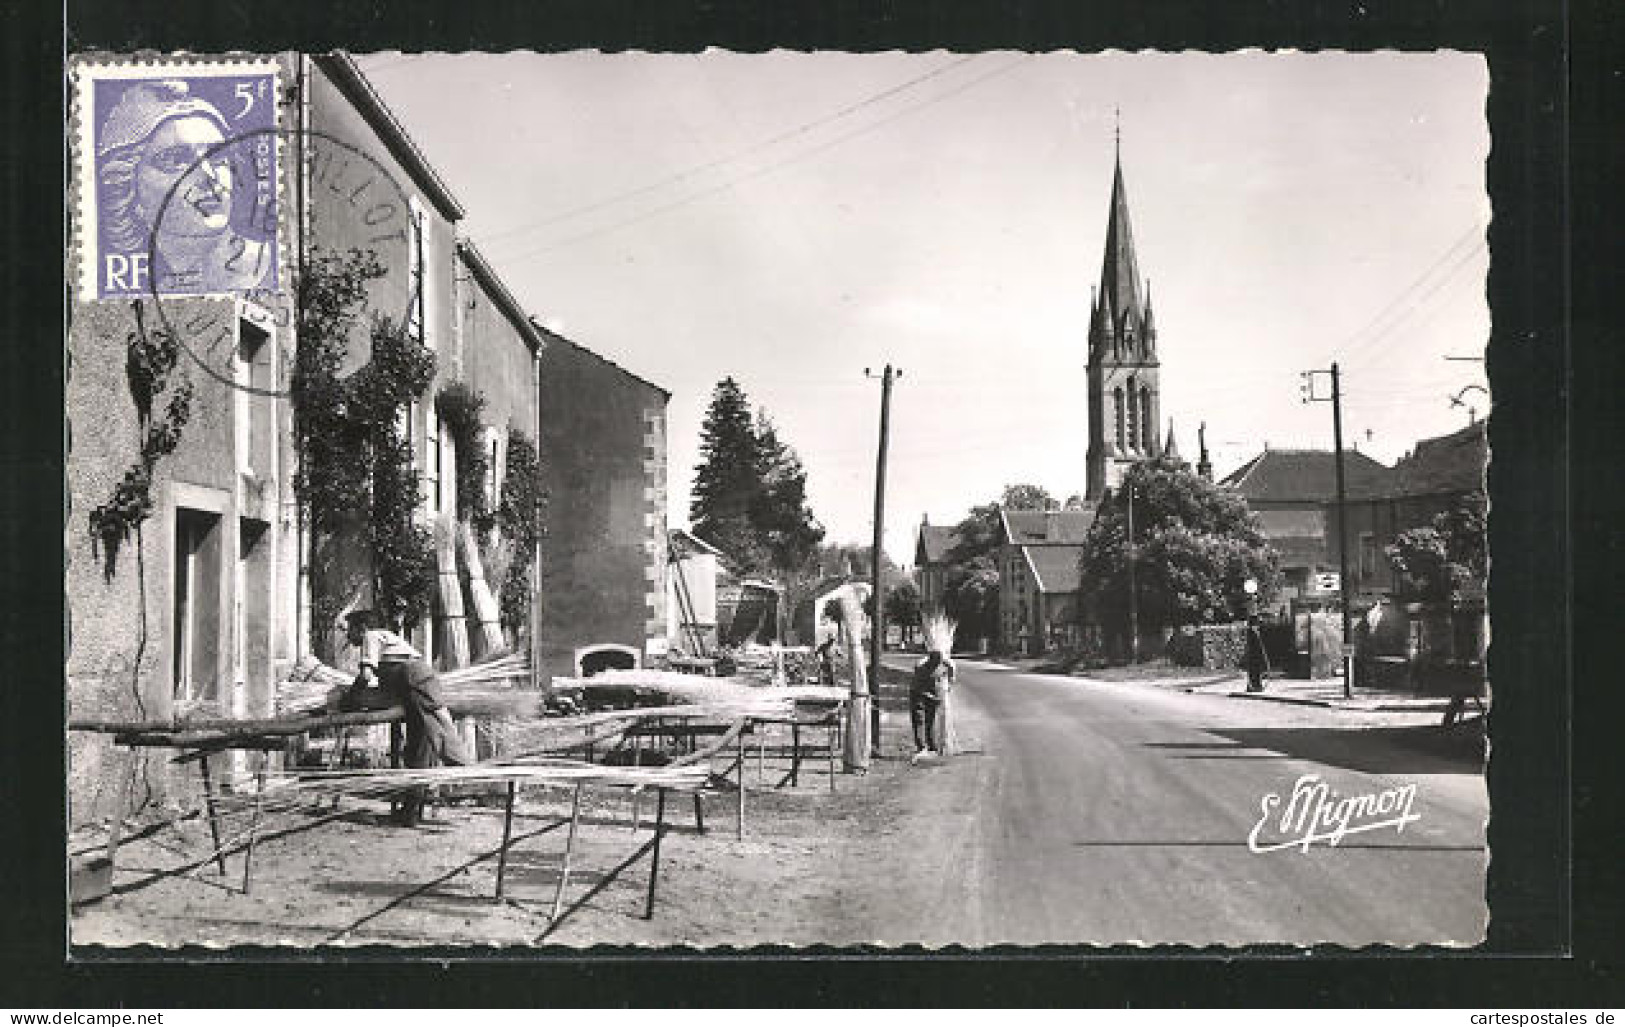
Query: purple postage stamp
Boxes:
[{"xmin": 72, "ymin": 60, "xmax": 282, "ymax": 300}]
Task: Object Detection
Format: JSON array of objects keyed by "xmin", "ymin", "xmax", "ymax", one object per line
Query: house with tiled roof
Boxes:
[
  {"xmin": 1223, "ymin": 423, "xmax": 1487, "ymax": 605},
  {"xmin": 913, "ymin": 516, "xmax": 964, "ymax": 616},
  {"xmin": 1221, "ymin": 447, "xmax": 1396, "ymax": 603},
  {"xmin": 996, "ymin": 509, "xmax": 1096, "ymax": 654}
]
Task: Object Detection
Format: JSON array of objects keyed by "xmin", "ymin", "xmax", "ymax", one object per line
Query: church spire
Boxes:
[
  {"xmin": 1164, "ymin": 418, "xmax": 1180, "ymax": 459},
  {"xmin": 1197, "ymin": 422, "xmax": 1213, "ymax": 481},
  {"xmin": 1098, "ymin": 127, "xmax": 1143, "ymax": 342}
]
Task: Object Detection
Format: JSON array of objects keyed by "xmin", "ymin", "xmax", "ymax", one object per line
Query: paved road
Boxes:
[{"xmin": 861, "ymin": 659, "xmax": 1488, "ymax": 947}]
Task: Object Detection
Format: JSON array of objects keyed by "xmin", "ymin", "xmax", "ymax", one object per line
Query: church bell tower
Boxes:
[{"xmin": 1085, "ymin": 127, "xmax": 1162, "ymax": 500}]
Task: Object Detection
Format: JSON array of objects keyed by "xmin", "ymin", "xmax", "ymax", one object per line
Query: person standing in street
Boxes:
[
  {"xmin": 909, "ymin": 648, "xmax": 952, "ymax": 761},
  {"xmin": 340, "ymin": 609, "xmax": 470, "ymax": 826},
  {"xmin": 1245, "ymin": 615, "xmax": 1271, "ymax": 693}
]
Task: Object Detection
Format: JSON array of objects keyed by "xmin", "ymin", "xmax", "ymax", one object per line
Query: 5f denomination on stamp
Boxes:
[{"xmin": 71, "ymin": 58, "xmax": 282, "ymax": 300}]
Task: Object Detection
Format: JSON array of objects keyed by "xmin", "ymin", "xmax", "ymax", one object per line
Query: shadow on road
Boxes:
[
  {"xmin": 1189, "ymin": 721, "xmax": 1485, "ymax": 775},
  {"xmin": 1141, "ymin": 741, "xmax": 1292, "ymax": 761}
]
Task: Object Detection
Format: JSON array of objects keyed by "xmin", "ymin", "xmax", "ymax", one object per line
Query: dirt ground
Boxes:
[
  {"xmin": 70, "ymin": 661, "xmax": 1482, "ymax": 950},
  {"xmin": 71, "ymin": 668, "xmax": 938, "ymax": 949}
]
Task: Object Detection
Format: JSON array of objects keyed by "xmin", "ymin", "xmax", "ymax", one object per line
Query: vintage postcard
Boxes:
[{"xmin": 65, "ymin": 48, "xmax": 1493, "ymax": 950}]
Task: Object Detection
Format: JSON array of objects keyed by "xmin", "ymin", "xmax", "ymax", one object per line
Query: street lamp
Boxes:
[{"xmin": 1243, "ymin": 577, "xmax": 1258, "ymax": 615}]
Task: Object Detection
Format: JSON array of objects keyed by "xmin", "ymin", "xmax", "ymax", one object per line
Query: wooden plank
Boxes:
[
  {"xmin": 644, "ymin": 787, "xmax": 667, "ymax": 920},
  {"xmin": 197, "ymin": 756, "xmax": 228, "ymax": 876},
  {"xmin": 241, "ymin": 754, "xmax": 268, "ymax": 894},
  {"xmin": 550, "ymin": 783, "xmax": 584, "ymax": 921},
  {"xmin": 494, "ymin": 781, "xmax": 517, "ymax": 901},
  {"xmin": 459, "ymin": 521, "xmax": 507, "ymax": 656},
  {"xmin": 437, "ymin": 516, "xmax": 472, "ymax": 667}
]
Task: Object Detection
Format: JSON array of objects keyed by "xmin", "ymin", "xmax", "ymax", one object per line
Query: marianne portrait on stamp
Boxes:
[{"xmin": 95, "ymin": 78, "xmax": 274, "ymax": 295}]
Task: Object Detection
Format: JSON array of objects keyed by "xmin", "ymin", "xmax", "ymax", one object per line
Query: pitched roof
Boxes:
[
  {"xmin": 318, "ymin": 53, "xmax": 466, "ymax": 221},
  {"xmin": 1024, "ymin": 545, "xmax": 1085, "ymax": 594},
  {"xmin": 1220, "ymin": 448, "xmax": 1393, "ymax": 503},
  {"xmin": 916, "ymin": 524, "xmax": 961, "ymax": 565},
  {"xmin": 669, "ymin": 528, "xmax": 725, "ymax": 558},
  {"xmin": 1387, "ymin": 421, "xmax": 1486, "ymax": 498},
  {"xmin": 1002, "ymin": 509, "xmax": 1095, "ymax": 546},
  {"xmin": 1254, "ymin": 509, "xmax": 1329, "ymax": 567}
]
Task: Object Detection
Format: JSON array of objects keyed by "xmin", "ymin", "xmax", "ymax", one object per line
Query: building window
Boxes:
[
  {"xmin": 233, "ymin": 322, "xmax": 267, "ymax": 477},
  {"xmin": 431, "ymin": 412, "xmax": 445, "ymax": 514},
  {"xmin": 1114, "ymin": 387, "xmax": 1125, "ymax": 449},
  {"xmin": 485, "ymin": 426, "xmax": 504, "ymax": 510},
  {"xmin": 1140, "ymin": 387, "xmax": 1152, "ymax": 452},
  {"xmin": 407, "ymin": 196, "xmax": 429, "ymax": 348},
  {"xmin": 1126, "ymin": 377, "xmax": 1138, "ymax": 452},
  {"xmin": 173, "ymin": 508, "xmax": 222, "ymax": 703}
]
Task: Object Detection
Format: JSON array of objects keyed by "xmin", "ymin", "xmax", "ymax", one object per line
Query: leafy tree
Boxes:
[
  {"xmin": 1063, "ymin": 494, "xmax": 1089, "ymax": 511},
  {"xmin": 1079, "ymin": 454, "xmax": 1280, "ymax": 643},
  {"xmin": 945, "ymin": 502, "xmax": 1004, "ymax": 565},
  {"xmin": 1001, "ymin": 483, "xmax": 1057, "ymax": 512},
  {"xmin": 1386, "ymin": 491, "xmax": 1486, "ymax": 600},
  {"xmin": 884, "ymin": 579, "xmax": 923, "ymax": 646},
  {"xmin": 944, "ymin": 555, "xmax": 1000, "ymax": 646}
]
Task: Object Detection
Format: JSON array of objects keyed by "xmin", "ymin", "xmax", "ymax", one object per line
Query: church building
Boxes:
[{"xmin": 1085, "ymin": 141, "xmax": 1174, "ymax": 500}]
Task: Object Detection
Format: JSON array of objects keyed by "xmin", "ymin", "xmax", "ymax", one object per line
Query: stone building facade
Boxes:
[
  {"xmin": 534, "ymin": 327, "xmax": 670, "ymax": 683},
  {"xmin": 66, "ymin": 52, "xmax": 669, "ymax": 827}
]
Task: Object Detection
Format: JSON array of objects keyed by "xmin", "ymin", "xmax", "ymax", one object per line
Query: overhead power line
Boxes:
[
  {"xmin": 1321, "ymin": 223, "xmax": 1485, "ymax": 366},
  {"xmin": 480, "ymin": 54, "xmax": 983, "ymax": 248},
  {"xmin": 496, "ymin": 56, "xmax": 1032, "ymax": 266}
]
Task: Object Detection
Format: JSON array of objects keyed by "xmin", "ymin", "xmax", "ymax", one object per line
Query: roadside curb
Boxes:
[{"xmin": 1206, "ymin": 689, "xmax": 1451, "ymax": 714}]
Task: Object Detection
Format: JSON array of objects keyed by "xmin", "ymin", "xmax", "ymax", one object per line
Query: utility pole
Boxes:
[
  {"xmin": 1126, "ymin": 484, "xmax": 1139, "ymax": 664},
  {"xmin": 864, "ymin": 365, "xmax": 900, "ymax": 748},
  {"xmin": 1302, "ymin": 363, "xmax": 1354, "ymax": 698}
]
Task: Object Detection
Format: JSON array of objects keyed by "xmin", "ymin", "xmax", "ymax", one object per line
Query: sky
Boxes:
[{"xmin": 356, "ymin": 50, "xmax": 1490, "ymax": 567}]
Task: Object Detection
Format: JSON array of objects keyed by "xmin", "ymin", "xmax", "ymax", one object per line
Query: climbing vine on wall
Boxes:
[
  {"xmin": 434, "ymin": 381, "xmax": 494, "ymax": 539},
  {"xmin": 89, "ymin": 301, "xmax": 194, "ymax": 579},
  {"xmin": 291, "ymin": 248, "xmax": 437, "ymax": 633},
  {"xmin": 495, "ymin": 427, "xmax": 543, "ymax": 635}
]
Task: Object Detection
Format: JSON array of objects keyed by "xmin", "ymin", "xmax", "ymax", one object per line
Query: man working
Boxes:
[
  {"xmin": 909, "ymin": 647, "xmax": 954, "ymax": 762},
  {"xmin": 340, "ymin": 609, "xmax": 470, "ymax": 826}
]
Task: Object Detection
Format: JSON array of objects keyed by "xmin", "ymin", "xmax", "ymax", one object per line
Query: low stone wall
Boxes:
[{"xmin": 1168, "ymin": 623, "xmax": 1247, "ymax": 670}]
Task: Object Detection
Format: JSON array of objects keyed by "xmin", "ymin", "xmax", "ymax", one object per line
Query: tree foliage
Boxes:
[
  {"xmin": 1079, "ymin": 455, "xmax": 1280, "ymax": 638},
  {"xmin": 496, "ymin": 428, "xmax": 544, "ymax": 635},
  {"xmin": 1386, "ymin": 491, "xmax": 1486, "ymax": 600},
  {"xmin": 1001, "ymin": 483, "xmax": 1057, "ymax": 512},
  {"xmin": 944, "ymin": 555, "xmax": 1000, "ymax": 644},
  {"xmin": 689, "ymin": 378, "xmax": 824, "ymax": 576},
  {"xmin": 884, "ymin": 579, "xmax": 922, "ymax": 637},
  {"xmin": 435, "ymin": 381, "xmax": 494, "ymax": 539},
  {"xmin": 292, "ymin": 248, "xmax": 437, "ymax": 634}
]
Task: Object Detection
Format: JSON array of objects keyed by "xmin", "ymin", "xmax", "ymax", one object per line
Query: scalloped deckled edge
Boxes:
[{"xmin": 66, "ymin": 53, "xmax": 287, "ymax": 303}]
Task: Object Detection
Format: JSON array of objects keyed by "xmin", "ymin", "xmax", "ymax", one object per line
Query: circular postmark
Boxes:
[{"xmin": 147, "ymin": 126, "xmax": 420, "ymax": 399}]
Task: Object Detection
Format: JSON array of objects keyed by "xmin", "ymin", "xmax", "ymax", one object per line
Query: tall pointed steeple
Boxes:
[
  {"xmin": 1097, "ymin": 145, "xmax": 1144, "ymax": 339},
  {"xmin": 1197, "ymin": 422, "xmax": 1213, "ymax": 481},
  {"xmin": 1164, "ymin": 419, "xmax": 1180, "ymax": 459},
  {"xmin": 1086, "ymin": 119, "xmax": 1165, "ymax": 501}
]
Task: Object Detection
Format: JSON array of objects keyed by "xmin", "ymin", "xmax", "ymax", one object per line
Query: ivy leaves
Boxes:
[
  {"xmin": 90, "ymin": 303, "xmax": 194, "ymax": 578},
  {"xmin": 291, "ymin": 248, "xmax": 437, "ymax": 632}
]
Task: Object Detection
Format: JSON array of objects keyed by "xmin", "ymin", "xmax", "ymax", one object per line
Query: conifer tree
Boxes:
[{"xmin": 690, "ymin": 377, "xmax": 760, "ymax": 547}]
